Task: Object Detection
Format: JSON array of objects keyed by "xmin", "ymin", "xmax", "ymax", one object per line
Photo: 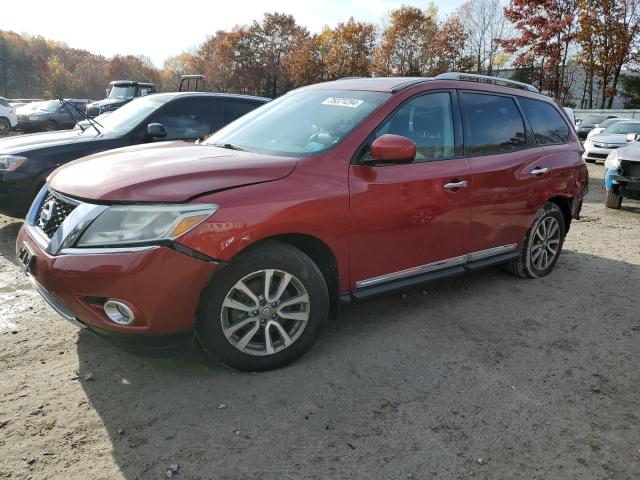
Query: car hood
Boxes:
[
  {"xmin": 589, "ymin": 133, "xmax": 628, "ymax": 145},
  {"xmin": 0, "ymin": 129, "xmax": 100, "ymax": 154},
  {"xmin": 48, "ymin": 141, "xmax": 299, "ymax": 202},
  {"xmin": 88, "ymin": 98, "xmax": 127, "ymax": 108},
  {"xmin": 615, "ymin": 141, "xmax": 640, "ymax": 162}
]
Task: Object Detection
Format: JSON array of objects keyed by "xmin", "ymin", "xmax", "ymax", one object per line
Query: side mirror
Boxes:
[
  {"xmin": 146, "ymin": 123, "xmax": 167, "ymax": 139},
  {"xmin": 368, "ymin": 134, "xmax": 416, "ymax": 164},
  {"xmin": 626, "ymin": 133, "xmax": 638, "ymax": 142}
]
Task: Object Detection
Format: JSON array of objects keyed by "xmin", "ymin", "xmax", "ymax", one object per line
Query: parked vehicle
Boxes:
[
  {"xmin": 86, "ymin": 80, "xmax": 156, "ymax": 117},
  {"xmin": 0, "ymin": 92, "xmax": 269, "ymax": 216},
  {"xmin": 0, "ymin": 97, "xmax": 18, "ymax": 135},
  {"xmin": 586, "ymin": 117, "xmax": 626, "ymax": 139},
  {"xmin": 576, "ymin": 114, "xmax": 618, "ymax": 139},
  {"xmin": 16, "ymin": 99, "xmax": 91, "ymax": 132},
  {"xmin": 563, "ymin": 107, "xmax": 576, "ymax": 126},
  {"xmin": 604, "ymin": 134, "xmax": 640, "ymax": 209},
  {"xmin": 16, "ymin": 73, "xmax": 588, "ymax": 371},
  {"xmin": 582, "ymin": 121, "xmax": 640, "ymax": 163}
]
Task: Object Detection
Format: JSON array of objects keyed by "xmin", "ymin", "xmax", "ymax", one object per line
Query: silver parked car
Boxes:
[{"xmin": 582, "ymin": 120, "xmax": 640, "ymax": 163}]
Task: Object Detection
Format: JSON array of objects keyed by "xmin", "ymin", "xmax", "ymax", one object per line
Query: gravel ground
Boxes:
[{"xmin": 0, "ymin": 163, "xmax": 639, "ymax": 480}]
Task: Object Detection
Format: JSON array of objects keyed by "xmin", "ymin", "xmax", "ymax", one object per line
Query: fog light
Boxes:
[{"xmin": 104, "ymin": 300, "xmax": 135, "ymax": 325}]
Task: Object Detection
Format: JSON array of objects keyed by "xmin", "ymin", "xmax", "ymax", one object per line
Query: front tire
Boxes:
[
  {"xmin": 505, "ymin": 202, "xmax": 566, "ymax": 279},
  {"xmin": 605, "ymin": 189, "xmax": 622, "ymax": 209},
  {"xmin": 0, "ymin": 117, "xmax": 10, "ymax": 135},
  {"xmin": 196, "ymin": 241, "xmax": 329, "ymax": 371},
  {"xmin": 44, "ymin": 120, "xmax": 57, "ymax": 132}
]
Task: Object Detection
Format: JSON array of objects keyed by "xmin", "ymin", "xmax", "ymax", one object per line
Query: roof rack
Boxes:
[{"xmin": 435, "ymin": 72, "xmax": 540, "ymax": 93}]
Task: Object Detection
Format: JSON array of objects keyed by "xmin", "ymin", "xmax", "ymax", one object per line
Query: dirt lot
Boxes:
[{"xmin": 0, "ymin": 163, "xmax": 639, "ymax": 480}]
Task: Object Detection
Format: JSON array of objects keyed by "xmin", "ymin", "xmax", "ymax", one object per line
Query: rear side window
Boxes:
[
  {"xmin": 519, "ymin": 97, "xmax": 569, "ymax": 145},
  {"xmin": 462, "ymin": 93, "xmax": 526, "ymax": 156},
  {"xmin": 223, "ymin": 101, "xmax": 259, "ymax": 124},
  {"xmin": 0, "ymin": 98, "xmax": 9, "ymax": 107}
]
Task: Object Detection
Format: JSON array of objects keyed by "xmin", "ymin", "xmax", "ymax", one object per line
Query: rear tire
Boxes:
[
  {"xmin": 196, "ymin": 241, "xmax": 329, "ymax": 371},
  {"xmin": 505, "ymin": 202, "xmax": 566, "ymax": 279},
  {"xmin": 0, "ymin": 117, "xmax": 10, "ymax": 135},
  {"xmin": 605, "ymin": 189, "xmax": 623, "ymax": 209}
]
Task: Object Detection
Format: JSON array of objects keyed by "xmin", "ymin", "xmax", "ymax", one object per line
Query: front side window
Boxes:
[
  {"xmin": 519, "ymin": 97, "xmax": 569, "ymax": 145},
  {"xmin": 204, "ymin": 89, "xmax": 390, "ymax": 157},
  {"xmin": 374, "ymin": 92, "xmax": 455, "ymax": 162},
  {"xmin": 150, "ymin": 100, "xmax": 212, "ymax": 140},
  {"xmin": 462, "ymin": 93, "xmax": 526, "ymax": 156}
]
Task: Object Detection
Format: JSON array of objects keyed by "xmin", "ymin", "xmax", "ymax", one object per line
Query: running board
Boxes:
[{"xmin": 345, "ymin": 250, "xmax": 520, "ymax": 303}]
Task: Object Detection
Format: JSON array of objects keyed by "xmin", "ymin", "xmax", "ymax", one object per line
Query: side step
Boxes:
[{"xmin": 343, "ymin": 250, "xmax": 520, "ymax": 303}]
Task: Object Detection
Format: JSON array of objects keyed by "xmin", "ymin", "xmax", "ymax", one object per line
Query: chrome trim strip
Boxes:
[
  {"xmin": 466, "ymin": 244, "xmax": 518, "ymax": 262},
  {"xmin": 47, "ymin": 202, "xmax": 108, "ymax": 255},
  {"xmin": 355, "ymin": 244, "xmax": 518, "ymax": 289},
  {"xmin": 58, "ymin": 246, "xmax": 161, "ymax": 255},
  {"xmin": 27, "ymin": 274, "xmax": 85, "ymax": 328}
]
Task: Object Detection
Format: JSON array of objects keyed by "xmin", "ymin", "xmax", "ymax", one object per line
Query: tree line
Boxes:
[{"xmin": 1, "ymin": 0, "xmax": 639, "ymax": 108}]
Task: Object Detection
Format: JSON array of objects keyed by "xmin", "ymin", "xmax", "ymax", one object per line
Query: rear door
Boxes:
[
  {"xmin": 460, "ymin": 91, "xmax": 551, "ymax": 252},
  {"xmin": 349, "ymin": 90, "xmax": 473, "ymax": 287}
]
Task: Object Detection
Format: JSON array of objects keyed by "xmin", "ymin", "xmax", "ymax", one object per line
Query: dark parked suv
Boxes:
[
  {"xmin": 86, "ymin": 80, "xmax": 157, "ymax": 117},
  {"xmin": 0, "ymin": 92, "xmax": 269, "ymax": 216},
  {"xmin": 16, "ymin": 73, "xmax": 588, "ymax": 371}
]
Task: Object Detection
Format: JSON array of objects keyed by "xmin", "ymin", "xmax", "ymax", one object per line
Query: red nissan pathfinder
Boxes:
[{"xmin": 16, "ymin": 73, "xmax": 588, "ymax": 371}]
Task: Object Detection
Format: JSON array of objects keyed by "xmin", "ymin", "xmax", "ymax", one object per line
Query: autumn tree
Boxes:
[
  {"xmin": 374, "ymin": 6, "xmax": 438, "ymax": 76},
  {"xmin": 324, "ymin": 18, "xmax": 376, "ymax": 79},
  {"xmin": 458, "ymin": 0, "xmax": 510, "ymax": 75},
  {"xmin": 578, "ymin": 0, "xmax": 640, "ymax": 108},
  {"xmin": 162, "ymin": 52, "xmax": 198, "ymax": 91},
  {"xmin": 502, "ymin": 0, "xmax": 580, "ymax": 99},
  {"xmin": 42, "ymin": 54, "xmax": 79, "ymax": 98}
]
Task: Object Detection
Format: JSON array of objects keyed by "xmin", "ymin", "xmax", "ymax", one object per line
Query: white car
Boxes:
[
  {"xmin": 0, "ymin": 97, "xmax": 18, "ymax": 135},
  {"xmin": 586, "ymin": 117, "xmax": 626, "ymax": 139},
  {"xmin": 583, "ymin": 120, "xmax": 640, "ymax": 163}
]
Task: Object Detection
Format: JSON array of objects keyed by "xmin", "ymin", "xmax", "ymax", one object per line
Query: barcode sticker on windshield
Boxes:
[{"xmin": 322, "ymin": 97, "xmax": 364, "ymax": 108}]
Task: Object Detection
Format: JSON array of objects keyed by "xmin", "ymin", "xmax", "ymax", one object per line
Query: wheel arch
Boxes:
[
  {"xmin": 548, "ymin": 195, "xmax": 572, "ymax": 233},
  {"xmin": 224, "ymin": 233, "xmax": 341, "ymax": 318}
]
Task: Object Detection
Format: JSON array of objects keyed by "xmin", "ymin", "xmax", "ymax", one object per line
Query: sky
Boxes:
[{"xmin": 2, "ymin": 0, "xmax": 467, "ymax": 67}]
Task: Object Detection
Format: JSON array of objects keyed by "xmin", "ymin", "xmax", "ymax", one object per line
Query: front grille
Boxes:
[
  {"xmin": 588, "ymin": 152, "xmax": 608, "ymax": 159},
  {"xmin": 34, "ymin": 192, "xmax": 78, "ymax": 238}
]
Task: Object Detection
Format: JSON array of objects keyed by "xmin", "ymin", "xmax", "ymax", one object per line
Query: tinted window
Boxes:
[
  {"xmin": 151, "ymin": 99, "xmax": 212, "ymax": 140},
  {"xmin": 375, "ymin": 92, "xmax": 455, "ymax": 162},
  {"xmin": 462, "ymin": 93, "xmax": 526, "ymax": 155},
  {"xmin": 223, "ymin": 101, "xmax": 260, "ymax": 124},
  {"xmin": 0, "ymin": 98, "xmax": 8, "ymax": 107},
  {"xmin": 519, "ymin": 97, "xmax": 569, "ymax": 144}
]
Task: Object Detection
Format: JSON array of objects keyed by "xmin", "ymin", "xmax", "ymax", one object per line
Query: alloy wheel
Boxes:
[
  {"xmin": 220, "ymin": 269, "xmax": 310, "ymax": 356},
  {"xmin": 531, "ymin": 216, "xmax": 560, "ymax": 270}
]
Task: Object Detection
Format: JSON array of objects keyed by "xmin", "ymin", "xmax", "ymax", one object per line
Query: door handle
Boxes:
[
  {"xmin": 443, "ymin": 180, "xmax": 468, "ymax": 190},
  {"xmin": 530, "ymin": 167, "xmax": 550, "ymax": 175}
]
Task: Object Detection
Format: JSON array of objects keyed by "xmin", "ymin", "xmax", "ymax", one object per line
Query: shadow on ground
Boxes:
[
  {"xmin": 75, "ymin": 250, "xmax": 640, "ymax": 480},
  {"xmin": 0, "ymin": 221, "xmax": 23, "ymax": 267}
]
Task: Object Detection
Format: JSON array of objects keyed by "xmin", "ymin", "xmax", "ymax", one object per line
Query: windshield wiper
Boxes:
[
  {"xmin": 210, "ymin": 143, "xmax": 248, "ymax": 151},
  {"xmin": 57, "ymin": 97, "xmax": 103, "ymax": 135}
]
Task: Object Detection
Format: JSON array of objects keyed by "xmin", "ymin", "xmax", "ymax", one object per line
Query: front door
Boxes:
[{"xmin": 349, "ymin": 91, "xmax": 473, "ymax": 289}]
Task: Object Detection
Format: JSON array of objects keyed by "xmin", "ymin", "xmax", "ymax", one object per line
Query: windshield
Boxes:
[
  {"xmin": 80, "ymin": 95, "xmax": 170, "ymax": 135},
  {"xmin": 603, "ymin": 122, "xmax": 640, "ymax": 135},
  {"xmin": 108, "ymin": 85, "xmax": 136, "ymax": 100},
  {"xmin": 582, "ymin": 116, "xmax": 609, "ymax": 125},
  {"xmin": 204, "ymin": 89, "xmax": 390, "ymax": 156},
  {"xmin": 598, "ymin": 118, "xmax": 622, "ymax": 128},
  {"xmin": 33, "ymin": 100, "xmax": 61, "ymax": 112}
]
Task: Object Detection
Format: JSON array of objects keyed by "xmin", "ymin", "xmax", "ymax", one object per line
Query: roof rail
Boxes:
[{"xmin": 435, "ymin": 72, "xmax": 540, "ymax": 93}]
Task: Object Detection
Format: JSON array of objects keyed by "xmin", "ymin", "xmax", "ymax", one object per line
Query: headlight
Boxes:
[
  {"xmin": 75, "ymin": 204, "xmax": 218, "ymax": 247},
  {"xmin": 0, "ymin": 154, "xmax": 27, "ymax": 171},
  {"xmin": 604, "ymin": 150, "xmax": 620, "ymax": 170}
]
